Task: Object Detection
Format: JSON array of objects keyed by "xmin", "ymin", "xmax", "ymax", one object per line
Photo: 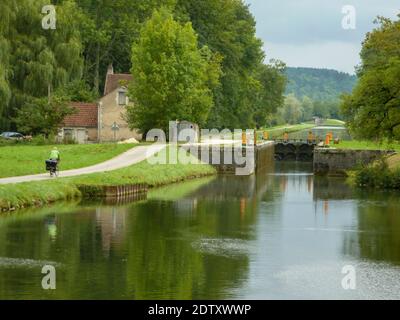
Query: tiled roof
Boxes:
[
  {"xmin": 103, "ymin": 73, "xmax": 133, "ymax": 96},
  {"xmin": 62, "ymin": 102, "xmax": 98, "ymax": 128}
]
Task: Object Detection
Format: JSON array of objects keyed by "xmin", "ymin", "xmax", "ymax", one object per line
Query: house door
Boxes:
[{"xmin": 76, "ymin": 129, "xmax": 86, "ymax": 144}]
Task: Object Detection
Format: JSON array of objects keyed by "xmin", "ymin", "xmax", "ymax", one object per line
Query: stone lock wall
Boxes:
[{"xmin": 313, "ymin": 148, "xmax": 396, "ymax": 176}]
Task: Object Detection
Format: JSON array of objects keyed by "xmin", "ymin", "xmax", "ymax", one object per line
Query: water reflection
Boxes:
[{"xmin": 0, "ymin": 162, "xmax": 400, "ymax": 299}]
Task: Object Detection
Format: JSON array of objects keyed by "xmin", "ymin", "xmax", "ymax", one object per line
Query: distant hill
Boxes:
[{"xmin": 285, "ymin": 67, "xmax": 357, "ymax": 101}]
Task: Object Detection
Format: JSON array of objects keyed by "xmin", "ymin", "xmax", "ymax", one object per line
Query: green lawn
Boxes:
[
  {"xmin": 0, "ymin": 143, "xmax": 136, "ymax": 178},
  {"xmin": 0, "ymin": 147, "xmax": 216, "ymax": 211},
  {"xmin": 321, "ymin": 119, "xmax": 345, "ymax": 126},
  {"xmin": 335, "ymin": 140, "xmax": 400, "ymax": 152},
  {"xmin": 261, "ymin": 123, "xmax": 316, "ymax": 139}
]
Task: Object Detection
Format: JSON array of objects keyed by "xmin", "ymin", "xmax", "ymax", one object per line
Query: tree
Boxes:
[
  {"xmin": 0, "ymin": 0, "xmax": 84, "ymax": 131},
  {"xmin": 0, "ymin": 1, "xmax": 13, "ymax": 129},
  {"xmin": 253, "ymin": 60, "xmax": 287, "ymax": 128},
  {"xmin": 176, "ymin": 0, "xmax": 267, "ymax": 129},
  {"xmin": 277, "ymin": 94, "xmax": 303, "ymax": 125},
  {"xmin": 72, "ymin": 0, "xmax": 176, "ymax": 93},
  {"xmin": 341, "ymin": 15, "xmax": 400, "ymax": 140},
  {"xmin": 126, "ymin": 8, "xmax": 221, "ymax": 134},
  {"xmin": 14, "ymin": 94, "xmax": 74, "ymax": 136},
  {"xmin": 301, "ymin": 96, "xmax": 314, "ymax": 121}
]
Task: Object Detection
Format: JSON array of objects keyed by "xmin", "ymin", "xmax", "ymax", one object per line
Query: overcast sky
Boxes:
[{"xmin": 245, "ymin": 0, "xmax": 399, "ymax": 74}]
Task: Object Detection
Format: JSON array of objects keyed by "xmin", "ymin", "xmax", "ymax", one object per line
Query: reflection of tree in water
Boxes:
[
  {"xmin": 118, "ymin": 163, "xmax": 279, "ymax": 299},
  {"xmin": 122, "ymin": 200, "xmax": 254, "ymax": 299},
  {"xmin": 342, "ymin": 192, "xmax": 400, "ymax": 266},
  {"xmin": 313, "ymin": 175, "xmax": 355, "ymax": 201}
]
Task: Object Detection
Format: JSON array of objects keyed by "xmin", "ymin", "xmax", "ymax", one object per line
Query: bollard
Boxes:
[
  {"xmin": 283, "ymin": 132, "xmax": 289, "ymax": 141},
  {"xmin": 307, "ymin": 131, "xmax": 314, "ymax": 143},
  {"xmin": 325, "ymin": 134, "xmax": 331, "ymax": 146},
  {"xmin": 254, "ymin": 129, "xmax": 257, "ymax": 146},
  {"xmin": 242, "ymin": 132, "xmax": 247, "ymax": 146}
]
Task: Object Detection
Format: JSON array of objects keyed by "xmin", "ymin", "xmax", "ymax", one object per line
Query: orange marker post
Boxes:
[
  {"xmin": 307, "ymin": 131, "xmax": 314, "ymax": 143},
  {"xmin": 283, "ymin": 132, "xmax": 289, "ymax": 142},
  {"xmin": 242, "ymin": 132, "xmax": 247, "ymax": 146},
  {"xmin": 325, "ymin": 134, "xmax": 331, "ymax": 146}
]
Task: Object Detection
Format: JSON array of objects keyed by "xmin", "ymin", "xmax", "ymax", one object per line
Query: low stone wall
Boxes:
[
  {"xmin": 314, "ymin": 148, "xmax": 396, "ymax": 176},
  {"xmin": 77, "ymin": 183, "xmax": 148, "ymax": 198},
  {"xmin": 182, "ymin": 141, "xmax": 274, "ymax": 175}
]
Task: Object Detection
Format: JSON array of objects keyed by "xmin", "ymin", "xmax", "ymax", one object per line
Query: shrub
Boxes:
[{"xmin": 354, "ymin": 160, "xmax": 400, "ymax": 189}]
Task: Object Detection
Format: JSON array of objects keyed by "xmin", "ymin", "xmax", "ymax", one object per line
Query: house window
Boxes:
[{"xmin": 118, "ymin": 91, "xmax": 127, "ymax": 106}]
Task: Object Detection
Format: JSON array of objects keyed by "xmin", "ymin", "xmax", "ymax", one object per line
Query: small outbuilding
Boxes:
[{"xmin": 59, "ymin": 102, "xmax": 98, "ymax": 144}]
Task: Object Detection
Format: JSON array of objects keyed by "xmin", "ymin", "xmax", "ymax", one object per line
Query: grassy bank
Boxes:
[
  {"xmin": 0, "ymin": 148, "xmax": 216, "ymax": 211},
  {"xmin": 262, "ymin": 123, "xmax": 316, "ymax": 139},
  {"xmin": 335, "ymin": 140, "xmax": 400, "ymax": 152},
  {"xmin": 305, "ymin": 119, "xmax": 345, "ymax": 126},
  {"xmin": 350, "ymin": 160, "xmax": 400, "ymax": 190},
  {"xmin": 0, "ymin": 143, "xmax": 136, "ymax": 178},
  {"xmin": 321, "ymin": 119, "xmax": 345, "ymax": 126}
]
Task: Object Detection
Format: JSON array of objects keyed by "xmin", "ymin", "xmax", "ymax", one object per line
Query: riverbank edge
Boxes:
[
  {"xmin": 0, "ymin": 162, "xmax": 217, "ymax": 213},
  {"xmin": 346, "ymin": 154, "xmax": 400, "ymax": 190},
  {"xmin": 313, "ymin": 147, "xmax": 396, "ymax": 177}
]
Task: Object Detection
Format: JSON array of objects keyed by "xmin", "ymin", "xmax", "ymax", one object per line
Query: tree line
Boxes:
[
  {"xmin": 341, "ymin": 14, "xmax": 400, "ymax": 141},
  {"xmin": 0, "ymin": 0, "xmax": 287, "ymax": 135},
  {"xmin": 269, "ymin": 95, "xmax": 342, "ymax": 126},
  {"xmin": 286, "ymin": 67, "xmax": 356, "ymax": 102}
]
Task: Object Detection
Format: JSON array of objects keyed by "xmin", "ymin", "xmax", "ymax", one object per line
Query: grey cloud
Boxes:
[
  {"xmin": 245, "ymin": 0, "xmax": 399, "ymax": 72},
  {"xmin": 246, "ymin": 0, "xmax": 399, "ymax": 44}
]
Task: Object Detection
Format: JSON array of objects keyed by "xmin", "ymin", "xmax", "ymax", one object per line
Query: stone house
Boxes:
[{"xmin": 59, "ymin": 65, "xmax": 142, "ymax": 143}]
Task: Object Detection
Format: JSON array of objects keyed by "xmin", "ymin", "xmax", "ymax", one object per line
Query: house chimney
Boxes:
[{"xmin": 107, "ymin": 63, "xmax": 114, "ymax": 75}]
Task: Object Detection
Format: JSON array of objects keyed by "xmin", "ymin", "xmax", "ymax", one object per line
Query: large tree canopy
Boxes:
[
  {"xmin": 176, "ymin": 0, "xmax": 280, "ymax": 129},
  {"xmin": 1, "ymin": 0, "xmax": 84, "ymax": 132},
  {"xmin": 341, "ymin": 15, "xmax": 400, "ymax": 140},
  {"xmin": 0, "ymin": 0, "xmax": 287, "ymax": 133},
  {"xmin": 127, "ymin": 8, "xmax": 221, "ymax": 134}
]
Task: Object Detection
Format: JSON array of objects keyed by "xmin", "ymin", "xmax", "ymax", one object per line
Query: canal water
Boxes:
[{"xmin": 0, "ymin": 162, "xmax": 400, "ymax": 299}]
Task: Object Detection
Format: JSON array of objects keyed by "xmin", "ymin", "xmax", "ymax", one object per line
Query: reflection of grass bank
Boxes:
[
  {"xmin": 0, "ymin": 148, "xmax": 216, "ymax": 212},
  {"xmin": 0, "ymin": 143, "xmax": 136, "ymax": 178},
  {"xmin": 148, "ymin": 176, "xmax": 215, "ymax": 201}
]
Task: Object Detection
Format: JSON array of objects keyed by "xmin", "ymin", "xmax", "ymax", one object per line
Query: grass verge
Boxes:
[
  {"xmin": 0, "ymin": 147, "xmax": 216, "ymax": 212},
  {"xmin": 334, "ymin": 140, "xmax": 400, "ymax": 152},
  {"xmin": 261, "ymin": 123, "xmax": 316, "ymax": 139},
  {"xmin": 0, "ymin": 143, "xmax": 136, "ymax": 178},
  {"xmin": 349, "ymin": 161, "xmax": 400, "ymax": 190}
]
